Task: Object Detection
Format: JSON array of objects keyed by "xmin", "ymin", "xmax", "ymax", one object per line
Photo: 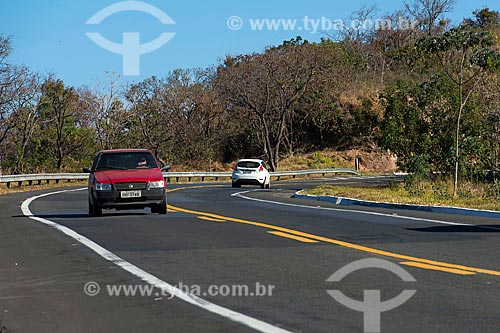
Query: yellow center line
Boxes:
[
  {"xmin": 268, "ymin": 231, "xmax": 319, "ymax": 243},
  {"xmin": 400, "ymin": 262, "xmax": 476, "ymax": 275},
  {"xmin": 167, "ymin": 203, "xmax": 500, "ymax": 277},
  {"xmin": 197, "ymin": 216, "xmax": 226, "ymax": 222}
]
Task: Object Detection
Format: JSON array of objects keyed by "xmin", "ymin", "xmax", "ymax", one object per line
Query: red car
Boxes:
[{"xmin": 83, "ymin": 149, "xmax": 170, "ymax": 216}]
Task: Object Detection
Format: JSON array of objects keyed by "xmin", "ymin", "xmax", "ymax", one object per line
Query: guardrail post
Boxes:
[
  {"xmin": 6, "ymin": 182, "xmax": 10, "ymax": 188},
  {"xmin": 201, "ymin": 176, "xmax": 205, "ymax": 182},
  {"xmin": 17, "ymin": 181, "xmax": 22, "ymax": 187}
]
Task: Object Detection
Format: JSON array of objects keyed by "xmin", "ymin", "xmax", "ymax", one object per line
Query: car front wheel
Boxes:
[
  {"xmin": 88, "ymin": 195, "xmax": 102, "ymax": 217},
  {"xmin": 154, "ymin": 194, "xmax": 167, "ymax": 215}
]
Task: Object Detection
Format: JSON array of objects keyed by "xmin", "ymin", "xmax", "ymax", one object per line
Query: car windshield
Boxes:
[
  {"xmin": 237, "ymin": 161, "xmax": 261, "ymax": 169},
  {"xmin": 95, "ymin": 152, "xmax": 158, "ymax": 171}
]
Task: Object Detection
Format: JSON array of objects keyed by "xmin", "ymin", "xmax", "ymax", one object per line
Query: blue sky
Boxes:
[{"xmin": 1, "ymin": 0, "xmax": 498, "ymax": 87}]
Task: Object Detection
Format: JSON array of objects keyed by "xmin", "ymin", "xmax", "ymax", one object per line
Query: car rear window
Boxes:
[
  {"xmin": 95, "ymin": 152, "xmax": 158, "ymax": 171},
  {"xmin": 237, "ymin": 161, "xmax": 260, "ymax": 169}
]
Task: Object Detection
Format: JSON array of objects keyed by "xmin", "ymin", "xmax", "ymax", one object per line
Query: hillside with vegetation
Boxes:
[{"xmin": 1, "ymin": 1, "xmax": 500, "ymax": 197}]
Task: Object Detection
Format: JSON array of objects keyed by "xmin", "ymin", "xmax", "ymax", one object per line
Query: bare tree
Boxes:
[
  {"xmin": 0, "ymin": 35, "xmax": 15, "ymax": 148},
  {"xmin": 0, "ymin": 35, "xmax": 12, "ymax": 78},
  {"xmin": 216, "ymin": 41, "xmax": 319, "ymax": 171},
  {"xmin": 0, "ymin": 36, "xmax": 35, "ymax": 174},
  {"xmin": 164, "ymin": 68, "xmax": 224, "ymax": 168},
  {"xmin": 337, "ymin": 5, "xmax": 379, "ymax": 44},
  {"xmin": 405, "ymin": 0, "xmax": 456, "ymax": 35},
  {"xmin": 5, "ymin": 69, "xmax": 42, "ymax": 173},
  {"xmin": 125, "ymin": 76, "xmax": 177, "ymax": 163},
  {"xmin": 78, "ymin": 74, "xmax": 125, "ymax": 150}
]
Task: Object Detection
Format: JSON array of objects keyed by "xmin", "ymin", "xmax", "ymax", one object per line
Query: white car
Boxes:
[{"xmin": 232, "ymin": 159, "xmax": 271, "ymax": 189}]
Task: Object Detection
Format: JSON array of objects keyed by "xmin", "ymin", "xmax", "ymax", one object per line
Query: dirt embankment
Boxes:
[
  {"xmin": 278, "ymin": 148, "xmax": 398, "ymax": 173},
  {"xmin": 168, "ymin": 149, "xmax": 398, "ymax": 173},
  {"xmin": 333, "ymin": 149, "xmax": 398, "ymax": 173}
]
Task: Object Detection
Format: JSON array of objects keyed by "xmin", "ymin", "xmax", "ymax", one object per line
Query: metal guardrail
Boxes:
[
  {"xmin": 0, "ymin": 168, "xmax": 360, "ymax": 188},
  {"xmin": 271, "ymin": 168, "xmax": 359, "ymax": 180},
  {"xmin": 0, "ymin": 173, "xmax": 89, "ymax": 188}
]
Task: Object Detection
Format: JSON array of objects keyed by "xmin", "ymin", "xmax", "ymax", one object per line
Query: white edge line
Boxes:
[
  {"xmin": 231, "ymin": 190, "xmax": 500, "ymax": 231},
  {"xmin": 21, "ymin": 188, "xmax": 293, "ymax": 333},
  {"xmin": 297, "ymin": 191, "xmax": 500, "ymax": 215}
]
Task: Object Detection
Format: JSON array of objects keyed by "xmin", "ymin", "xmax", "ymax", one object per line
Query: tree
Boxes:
[
  {"xmin": 167, "ymin": 68, "xmax": 224, "ymax": 168},
  {"xmin": 0, "ymin": 36, "xmax": 16, "ymax": 149},
  {"xmin": 380, "ymin": 81, "xmax": 428, "ymax": 169},
  {"xmin": 337, "ymin": 5, "xmax": 379, "ymax": 44},
  {"xmin": 464, "ymin": 8, "xmax": 500, "ymax": 28},
  {"xmin": 417, "ymin": 25, "xmax": 500, "ymax": 196},
  {"xmin": 38, "ymin": 79, "xmax": 91, "ymax": 170},
  {"xmin": 78, "ymin": 74, "xmax": 126, "ymax": 151},
  {"xmin": 405, "ymin": 0, "xmax": 456, "ymax": 35},
  {"xmin": 216, "ymin": 40, "xmax": 319, "ymax": 171},
  {"xmin": 485, "ymin": 75, "xmax": 500, "ymax": 177},
  {"xmin": 125, "ymin": 76, "xmax": 176, "ymax": 164},
  {"xmin": 4, "ymin": 70, "xmax": 42, "ymax": 173}
]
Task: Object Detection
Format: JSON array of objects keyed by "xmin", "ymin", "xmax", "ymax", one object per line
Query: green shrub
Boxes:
[
  {"xmin": 484, "ymin": 181, "xmax": 500, "ymax": 199},
  {"xmin": 432, "ymin": 183, "xmax": 452, "ymax": 200}
]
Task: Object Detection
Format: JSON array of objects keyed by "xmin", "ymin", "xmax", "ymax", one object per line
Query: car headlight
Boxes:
[
  {"xmin": 95, "ymin": 183, "xmax": 112, "ymax": 191},
  {"xmin": 148, "ymin": 180, "xmax": 165, "ymax": 189}
]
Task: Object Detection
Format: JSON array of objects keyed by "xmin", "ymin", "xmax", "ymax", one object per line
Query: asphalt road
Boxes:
[{"xmin": 1, "ymin": 176, "xmax": 500, "ymax": 332}]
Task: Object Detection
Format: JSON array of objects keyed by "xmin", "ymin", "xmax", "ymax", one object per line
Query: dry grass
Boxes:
[
  {"xmin": 0, "ymin": 180, "xmax": 87, "ymax": 195},
  {"xmin": 279, "ymin": 150, "xmax": 353, "ymax": 171},
  {"xmin": 279, "ymin": 148, "xmax": 396, "ymax": 173},
  {"xmin": 304, "ymin": 181, "xmax": 500, "ymax": 211},
  {"xmin": 176, "ymin": 151, "xmax": 354, "ymax": 172}
]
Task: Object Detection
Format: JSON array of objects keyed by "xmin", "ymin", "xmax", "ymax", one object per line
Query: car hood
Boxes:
[{"xmin": 94, "ymin": 169, "xmax": 164, "ymax": 184}]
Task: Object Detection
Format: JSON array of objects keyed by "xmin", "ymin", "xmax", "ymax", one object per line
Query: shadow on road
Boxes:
[
  {"xmin": 12, "ymin": 212, "xmax": 149, "ymax": 219},
  {"xmin": 407, "ymin": 225, "xmax": 500, "ymax": 233}
]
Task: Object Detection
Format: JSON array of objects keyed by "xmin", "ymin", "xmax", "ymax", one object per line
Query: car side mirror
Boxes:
[
  {"xmin": 83, "ymin": 167, "xmax": 92, "ymax": 173},
  {"xmin": 161, "ymin": 164, "xmax": 171, "ymax": 172}
]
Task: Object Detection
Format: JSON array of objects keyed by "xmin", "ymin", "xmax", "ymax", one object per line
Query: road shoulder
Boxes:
[{"xmin": 0, "ymin": 188, "xmax": 251, "ymax": 333}]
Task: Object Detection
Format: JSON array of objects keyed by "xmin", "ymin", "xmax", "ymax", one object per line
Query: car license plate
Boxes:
[
  {"xmin": 121, "ymin": 190, "xmax": 141, "ymax": 198},
  {"xmin": 243, "ymin": 171, "xmax": 252, "ymax": 174}
]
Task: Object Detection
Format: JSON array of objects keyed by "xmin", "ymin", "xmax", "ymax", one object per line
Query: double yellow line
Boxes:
[{"xmin": 166, "ymin": 187, "xmax": 500, "ymax": 276}]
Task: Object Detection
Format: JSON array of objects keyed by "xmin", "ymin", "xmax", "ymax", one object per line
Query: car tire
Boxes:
[
  {"xmin": 265, "ymin": 181, "xmax": 270, "ymax": 189},
  {"xmin": 156, "ymin": 194, "xmax": 167, "ymax": 215},
  {"xmin": 232, "ymin": 181, "xmax": 240, "ymax": 188},
  {"xmin": 260, "ymin": 182, "xmax": 265, "ymax": 189},
  {"xmin": 88, "ymin": 195, "xmax": 102, "ymax": 217}
]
